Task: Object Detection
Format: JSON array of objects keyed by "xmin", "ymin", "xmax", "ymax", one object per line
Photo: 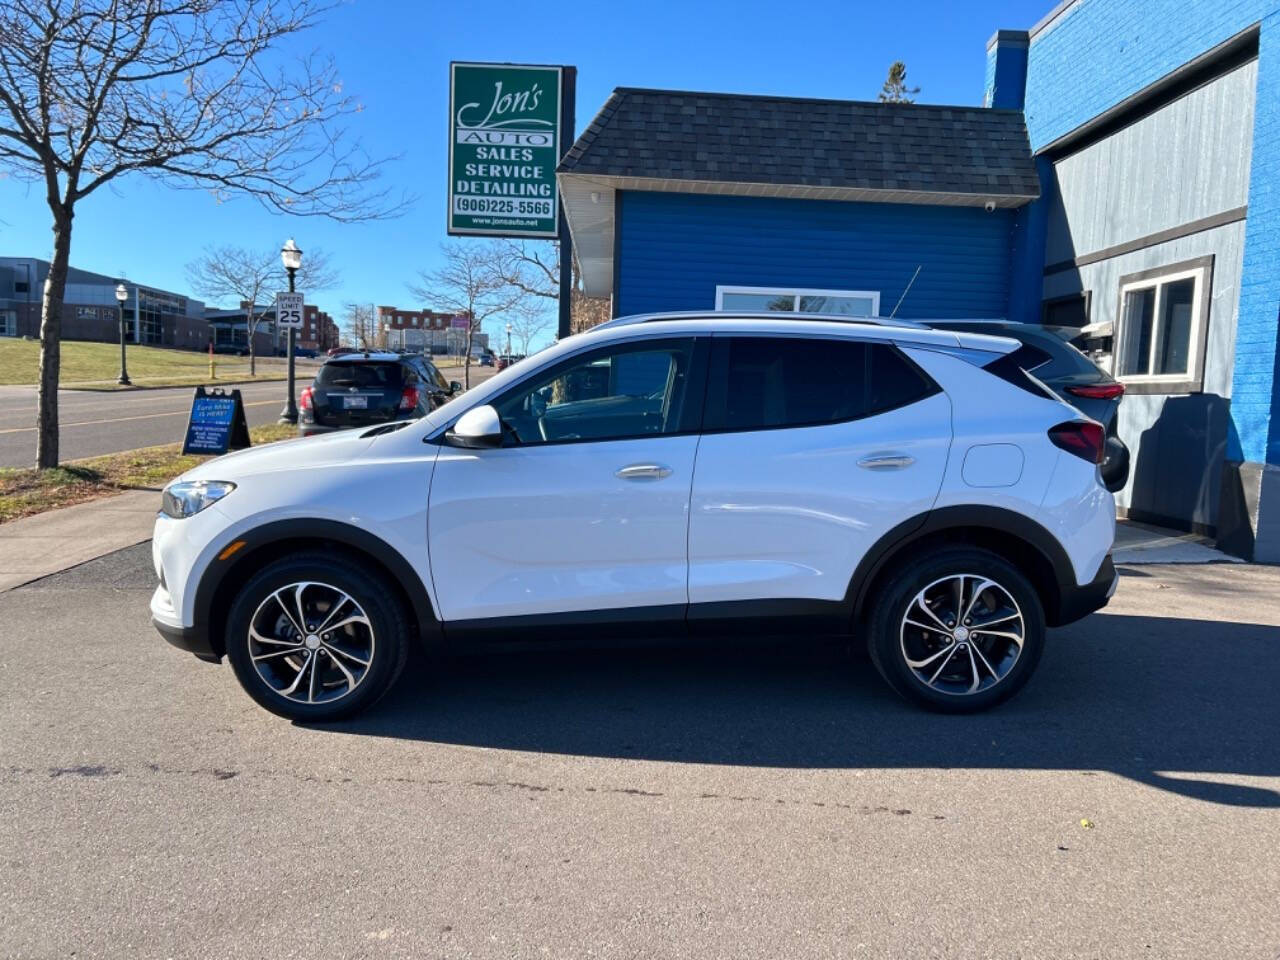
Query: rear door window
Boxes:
[
  {"xmin": 317, "ymin": 362, "xmax": 405, "ymax": 389},
  {"xmin": 704, "ymin": 337, "xmax": 937, "ymax": 432}
]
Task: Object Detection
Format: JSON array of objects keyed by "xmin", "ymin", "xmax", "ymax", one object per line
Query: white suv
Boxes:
[{"xmin": 151, "ymin": 313, "xmax": 1116, "ymax": 720}]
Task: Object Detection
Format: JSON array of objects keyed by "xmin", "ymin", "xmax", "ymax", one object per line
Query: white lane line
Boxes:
[
  {"xmin": 0, "ymin": 387, "xmax": 287, "ymax": 423},
  {"xmin": 0, "ymin": 399, "xmax": 280, "ymax": 435}
]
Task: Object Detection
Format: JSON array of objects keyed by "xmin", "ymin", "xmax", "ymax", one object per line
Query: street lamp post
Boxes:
[
  {"xmin": 278, "ymin": 238, "xmax": 302, "ymax": 424},
  {"xmin": 505, "ymin": 322, "xmax": 512, "ymax": 356},
  {"xmin": 115, "ymin": 283, "xmax": 131, "ymax": 386}
]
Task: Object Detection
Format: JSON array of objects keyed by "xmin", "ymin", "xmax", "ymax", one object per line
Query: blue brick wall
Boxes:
[
  {"xmin": 1235, "ymin": 9, "xmax": 1280, "ymax": 464},
  {"xmin": 615, "ymin": 192, "xmax": 1015, "ymax": 320},
  {"xmin": 1023, "ymin": 0, "xmax": 1272, "ymax": 151},
  {"xmin": 1021, "ymin": 0, "xmax": 1280, "ymax": 465}
]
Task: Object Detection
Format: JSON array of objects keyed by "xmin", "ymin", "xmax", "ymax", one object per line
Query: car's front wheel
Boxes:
[
  {"xmin": 867, "ymin": 548, "xmax": 1046, "ymax": 712},
  {"xmin": 225, "ymin": 552, "xmax": 410, "ymax": 721}
]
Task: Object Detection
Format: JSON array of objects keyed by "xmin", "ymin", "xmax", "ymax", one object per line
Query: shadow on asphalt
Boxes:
[{"xmin": 315, "ymin": 611, "xmax": 1280, "ymax": 809}]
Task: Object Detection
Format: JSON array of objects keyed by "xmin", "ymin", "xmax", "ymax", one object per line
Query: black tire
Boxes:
[
  {"xmin": 867, "ymin": 547, "xmax": 1045, "ymax": 713},
  {"xmin": 225, "ymin": 551, "xmax": 410, "ymax": 721}
]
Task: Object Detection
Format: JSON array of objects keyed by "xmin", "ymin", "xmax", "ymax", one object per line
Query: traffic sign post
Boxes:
[
  {"xmin": 275, "ymin": 291, "xmax": 304, "ymax": 328},
  {"xmin": 275, "ymin": 288, "xmax": 304, "ymax": 425}
]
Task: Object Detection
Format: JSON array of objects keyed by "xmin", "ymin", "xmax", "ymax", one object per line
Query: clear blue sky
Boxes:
[{"xmin": 0, "ymin": 0, "xmax": 1049, "ymax": 346}]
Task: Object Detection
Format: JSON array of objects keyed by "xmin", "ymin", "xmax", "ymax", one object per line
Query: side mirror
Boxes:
[
  {"xmin": 449, "ymin": 380, "xmax": 463, "ymax": 394},
  {"xmin": 446, "ymin": 404, "xmax": 502, "ymax": 448}
]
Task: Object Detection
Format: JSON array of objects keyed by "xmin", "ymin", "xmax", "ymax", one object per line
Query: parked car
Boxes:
[
  {"xmin": 152, "ymin": 311, "xmax": 1115, "ymax": 721},
  {"xmin": 327, "ymin": 346, "xmax": 358, "ymax": 358},
  {"xmin": 211, "ymin": 343, "xmax": 249, "ymax": 357},
  {"xmin": 927, "ymin": 321, "xmax": 1130, "ymax": 493},
  {"xmin": 293, "ymin": 347, "xmax": 319, "ymax": 359},
  {"xmin": 296, "ymin": 352, "xmax": 461, "ymax": 437},
  {"xmin": 495, "ymin": 354, "xmax": 517, "ymax": 370},
  {"xmin": 479, "ymin": 353, "xmax": 495, "ymax": 367}
]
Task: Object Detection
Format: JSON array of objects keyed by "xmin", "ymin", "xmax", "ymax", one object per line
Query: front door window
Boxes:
[{"xmin": 493, "ymin": 339, "xmax": 697, "ymax": 445}]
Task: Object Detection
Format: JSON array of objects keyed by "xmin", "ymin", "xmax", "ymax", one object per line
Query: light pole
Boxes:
[
  {"xmin": 278, "ymin": 238, "xmax": 302, "ymax": 424},
  {"xmin": 115, "ymin": 283, "xmax": 131, "ymax": 386},
  {"xmin": 505, "ymin": 322, "xmax": 512, "ymax": 356}
]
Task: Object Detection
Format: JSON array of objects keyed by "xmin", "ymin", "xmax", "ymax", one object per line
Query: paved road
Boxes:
[
  {"xmin": 0, "ymin": 380, "xmax": 294, "ymax": 467},
  {"xmin": 0, "ymin": 362, "xmax": 493, "ymax": 467},
  {"xmin": 2, "ymin": 552, "xmax": 1278, "ymax": 958}
]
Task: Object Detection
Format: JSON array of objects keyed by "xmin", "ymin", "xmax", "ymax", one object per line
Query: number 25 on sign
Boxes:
[{"xmin": 276, "ymin": 291, "xmax": 304, "ymax": 328}]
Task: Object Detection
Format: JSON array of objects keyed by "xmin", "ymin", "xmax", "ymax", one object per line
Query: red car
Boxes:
[{"xmin": 326, "ymin": 346, "xmax": 358, "ymax": 358}]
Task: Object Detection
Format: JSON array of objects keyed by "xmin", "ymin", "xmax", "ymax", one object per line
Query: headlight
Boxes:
[{"xmin": 161, "ymin": 480, "xmax": 236, "ymax": 519}]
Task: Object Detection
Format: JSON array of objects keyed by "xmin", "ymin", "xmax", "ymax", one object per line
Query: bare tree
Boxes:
[
  {"xmin": 186, "ymin": 245, "xmax": 338, "ymax": 373},
  {"xmin": 505, "ymin": 300, "xmax": 552, "ymax": 356},
  {"xmin": 409, "ymin": 242, "xmax": 522, "ymax": 388},
  {"xmin": 495, "ymin": 240, "xmax": 611, "ymax": 334},
  {"xmin": 0, "ymin": 0, "xmax": 403, "ymax": 468},
  {"xmin": 341, "ymin": 302, "xmax": 375, "ymax": 349}
]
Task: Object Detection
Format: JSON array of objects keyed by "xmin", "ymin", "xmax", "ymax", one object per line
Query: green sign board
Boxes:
[{"xmin": 448, "ymin": 62, "xmax": 562, "ymax": 238}]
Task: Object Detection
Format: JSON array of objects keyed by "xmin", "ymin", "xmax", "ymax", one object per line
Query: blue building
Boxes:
[{"xmin": 558, "ymin": 0, "xmax": 1280, "ymax": 561}]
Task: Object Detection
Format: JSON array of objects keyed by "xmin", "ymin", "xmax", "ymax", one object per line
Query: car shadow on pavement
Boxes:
[{"xmin": 318, "ymin": 610, "xmax": 1280, "ymax": 808}]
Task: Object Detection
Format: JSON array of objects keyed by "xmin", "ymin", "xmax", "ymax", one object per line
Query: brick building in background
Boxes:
[
  {"xmin": 376, "ymin": 306, "xmax": 459, "ymax": 332},
  {"xmin": 207, "ymin": 300, "xmax": 338, "ymax": 354}
]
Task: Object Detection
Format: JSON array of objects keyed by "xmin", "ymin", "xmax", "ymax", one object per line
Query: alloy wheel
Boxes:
[
  {"xmin": 247, "ymin": 581, "xmax": 376, "ymax": 705},
  {"xmin": 899, "ymin": 573, "xmax": 1025, "ymax": 696}
]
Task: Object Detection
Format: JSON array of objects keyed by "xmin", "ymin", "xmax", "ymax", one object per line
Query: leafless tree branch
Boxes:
[{"xmin": 0, "ymin": 0, "xmax": 405, "ymax": 467}]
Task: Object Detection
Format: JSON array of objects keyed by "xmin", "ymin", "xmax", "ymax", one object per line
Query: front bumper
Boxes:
[
  {"xmin": 1052, "ymin": 554, "xmax": 1117, "ymax": 626},
  {"xmin": 151, "ymin": 570, "xmax": 220, "ymax": 662},
  {"xmin": 152, "ymin": 615, "xmax": 220, "ymax": 663}
]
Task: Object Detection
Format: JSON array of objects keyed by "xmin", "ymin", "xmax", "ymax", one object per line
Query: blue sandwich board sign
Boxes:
[{"xmin": 182, "ymin": 386, "xmax": 252, "ymax": 456}]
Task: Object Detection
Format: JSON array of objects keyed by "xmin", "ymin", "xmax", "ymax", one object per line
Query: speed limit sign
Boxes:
[{"xmin": 275, "ymin": 291, "xmax": 304, "ymax": 328}]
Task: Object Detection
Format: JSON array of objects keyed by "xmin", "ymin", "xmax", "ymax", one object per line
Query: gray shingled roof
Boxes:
[{"xmin": 558, "ymin": 88, "xmax": 1039, "ymax": 199}]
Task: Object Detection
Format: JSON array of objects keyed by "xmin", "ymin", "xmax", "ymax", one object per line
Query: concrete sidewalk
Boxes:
[
  {"xmin": 0, "ymin": 490, "xmax": 157, "ymax": 591},
  {"xmin": 1113, "ymin": 519, "xmax": 1242, "ymax": 565}
]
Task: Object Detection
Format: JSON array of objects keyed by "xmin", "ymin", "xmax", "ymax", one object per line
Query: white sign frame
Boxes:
[{"xmin": 275, "ymin": 291, "xmax": 304, "ymax": 329}]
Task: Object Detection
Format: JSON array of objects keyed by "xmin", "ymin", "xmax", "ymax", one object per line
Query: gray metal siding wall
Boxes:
[
  {"xmin": 1045, "ymin": 59, "xmax": 1256, "ymax": 265},
  {"xmin": 1045, "ymin": 223, "xmax": 1246, "ymax": 528},
  {"xmin": 1042, "ymin": 59, "xmax": 1257, "ymax": 533}
]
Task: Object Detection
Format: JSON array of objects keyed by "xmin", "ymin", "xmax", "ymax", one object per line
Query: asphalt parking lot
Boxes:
[{"xmin": 2, "ymin": 547, "xmax": 1278, "ymax": 959}]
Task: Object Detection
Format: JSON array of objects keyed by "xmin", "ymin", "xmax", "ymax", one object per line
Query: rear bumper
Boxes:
[{"xmin": 1052, "ymin": 554, "xmax": 1117, "ymax": 626}]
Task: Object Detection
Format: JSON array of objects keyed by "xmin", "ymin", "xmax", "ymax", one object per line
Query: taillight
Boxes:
[
  {"xmin": 399, "ymin": 385, "xmax": 419, "ymax": 411},
  {"xmin": 1049, "ymin": 420, "xmax": 1105, "ymax": 464},
  {"xmin": 299, "ymin": 386, "xmax": 313, "ymax": 411},
  {"xmin": 1066, "ymin": 382, "xmax": 1125, "ymax": 400}
]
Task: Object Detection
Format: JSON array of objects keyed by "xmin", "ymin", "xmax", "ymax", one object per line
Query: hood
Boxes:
[{"xmin": 178, "ymin": 428, "xmax": 376, "ymax": 484}]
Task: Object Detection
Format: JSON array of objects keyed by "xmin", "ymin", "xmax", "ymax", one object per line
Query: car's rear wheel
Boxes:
[
  {"xmin": 867, "ymin": 548, "xmax": 1045, "ymax": 712},
  {"xmin": 225, "ymin": 552, "xmax": 410, "ymax": 721}
]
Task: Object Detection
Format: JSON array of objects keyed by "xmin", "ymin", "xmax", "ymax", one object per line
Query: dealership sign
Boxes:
[{"xmin": 448, "ymin": 62, "xmax": 562, "ymax": 238}]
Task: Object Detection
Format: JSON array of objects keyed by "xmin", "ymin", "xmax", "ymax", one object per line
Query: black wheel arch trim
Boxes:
[
  {"xmin": 192, "ymin": 518, "xmax": 440, "ymax": 658},
  {"xmin": 844, "ymin": 504, "xmax": 1088, "ymax": 627}
]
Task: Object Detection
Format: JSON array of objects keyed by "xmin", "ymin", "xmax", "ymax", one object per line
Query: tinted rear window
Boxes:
[
  {"xmin": 317, "ymin": 362, "xmax": 404, "ymax": 389},
  {"xmin": 705, "ymin": 337, "xmax": 936, "ymax": 432}
]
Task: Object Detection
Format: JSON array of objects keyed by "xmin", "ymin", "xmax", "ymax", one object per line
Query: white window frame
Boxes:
[
  {"xmin": 1114, "ymin": 256, "xmax": 1213, "ymax": 395},
  {"xmin": 714, "ymin": 285, "xmax": 881, "ymax": 317}
]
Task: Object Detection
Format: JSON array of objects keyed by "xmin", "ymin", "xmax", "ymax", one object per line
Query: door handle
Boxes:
[
  {"xmin": 615, "ymin": 463, "xmax": 673, "ymax": 480},
  {"xmin": 857, "ymin": 454, "xmax": 915, "ymax": 470}
]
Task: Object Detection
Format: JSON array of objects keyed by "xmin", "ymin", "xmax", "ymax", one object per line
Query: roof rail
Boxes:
[{"xmin": 592, "ymin": 310, "xmax": 929, "ymax": 331}]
